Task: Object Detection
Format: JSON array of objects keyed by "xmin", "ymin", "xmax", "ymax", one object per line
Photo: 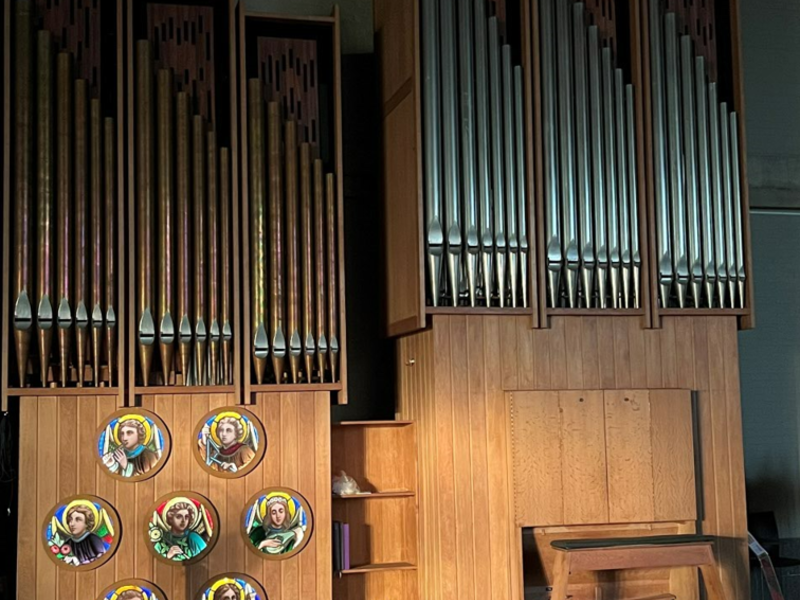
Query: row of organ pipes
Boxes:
[
  {"xmin": 422, "ymin": 0, "xmax": 529, "ymax": 308},
  {"xmin": 542, "ymin": 0, "xmax": 641, "ymax": 309},
  {"xmin": 649, "ymin": 0, "xmax": 746, "ymax": 309},
  {"xmin": 11, "ymin": 5, "xmax": 118, "ymax": 388},
  {"xmin": 247, "ymin": 80, "xmax": 340, "ymax": 385},
  {"xmin": 135, "ymin": 41, "xmax": 234, "ymax": 387}
]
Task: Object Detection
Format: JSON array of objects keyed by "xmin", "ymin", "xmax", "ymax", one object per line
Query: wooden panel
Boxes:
[
  {"xmin": 398, "ymin": 315, "xmax": 748, "ymax": 600},
  {"xmin": 605, "ymin": 389, "xmax": 655, "ymax": 523},
  {"xmin": 373, "ymin": 0, "xmax": 415, "ymax": 108},
  {"xmin": 16, "ymin": 392, "xmax": 332, "ymax": 600}
]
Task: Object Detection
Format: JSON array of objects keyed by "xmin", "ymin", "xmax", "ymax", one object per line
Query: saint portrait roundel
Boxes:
[
  {"xmin": 42, "ymin": 495, "xmax": 121, "ymax": 570},
  {"xmin": 97, "ymin": 579, "xmax": 167, "ymax": 600},
  {"xmin": 192, "ymin": 406, "xmax": 266, "ymax": 478},
  {"xmin": 195, "ymin": 573, "xmax": 268, "ymax": 600},
  {"xmin": 145, "ymin": 492, "xmax": 219, "ymax": 565},
  {"xmin": 242, "ymin": 488, "xmax": 313, "ymax": 560},
  {"xmin": 96, "ymin": 408, "xmax": 171, "ymax": 482}
]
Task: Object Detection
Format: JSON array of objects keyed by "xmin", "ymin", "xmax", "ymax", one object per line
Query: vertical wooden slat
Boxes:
[
  {"xmin": 76, "ymin": 397, "xmax": 97, "ymax": 597},
  {"xmin": 56, "ymin": 398, "xmax": 78, "ymax": 599},
  {"xmin": 580, "ymin": 317, "xmax": 601, "ymax": 389},
  {"xmin": 548, "ymin": 318, "xmax": 568, "ymax": 390},
  {"xmin": 17, "ymin": 399, "xmax": 38, "ymax": 593},
  {"xmin": 564, "ymin": 318, "xmax": 583, "ymax": 389},
  {"xmin": 36, "ymin": 398, "xmax": 58, "ymax": 600}
]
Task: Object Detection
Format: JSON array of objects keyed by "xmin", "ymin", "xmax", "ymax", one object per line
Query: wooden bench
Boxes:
[{"xmin": 550, "ymin": 535, "xmax": 726, "ymax": 600}]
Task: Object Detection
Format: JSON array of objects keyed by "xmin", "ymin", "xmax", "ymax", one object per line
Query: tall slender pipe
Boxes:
[
  {"xmin": 488, "ymin": 17, "xmax": 507, "ymax": 306},
  {"xmin": 56, "ymin": 53, "xmax": 74, "ymax": 386},
  {"xmin": 626, "ymin": 85, "xmax": 641, "ymax": 309},
  {"xmin": 573, "ymin": 4, "xmax": 594, "ymax": 308},
  {"xmin": 474, "ymin": 0, "xmax": 493, "ymax": 305},
  {"xmin": 136, "ymin": 40, "xmax": 156, "ymax": 385},
  {"xmin": 104, "ymin": 118, "xmax": 117, "ymax": 385},
  {"xmin": 12, "ymin": 0, "xmax": 34, "ymax": 386},
  {"xmin": 220, "ymin": 147, "xmax": 233, "ymax": 385},
  {"xmin": 285, "ymin": 121, "xmax": 302, "ymax": 383},
  {"xmin": 708, "ymin": 83, "xmax": 728, "ymax": 307},
  {"xmin": 267, "ymin": 102, "xmax": 286, "ymax": 382},
  {"xmin": 502, "ymin": 45, "xmax": 519, "ymax": 307},
  {"xmin": 157, "ymin": 69, "xmax": 174, "ymax": 384},
  {"xmin": 720, "ymin": 102, "xmax": 736, "ymax": 308},
  {"xmin": 90, "ymin": 99, "xmax": 104, "ymax": 386},
  {"xmin": 300, "ymin": 144, "xmax": 316, "ymax": 381},
  {"xmin": 421, "ymin": 0, "xmax": 444, "ymax": 306},
  {"xmin": 695, "ymin": 57, "xmax": 716, "ymax": 306},
  {"xmin": 314, "ymin": 159, "xmax": 328, "ymax": 381},
  {"xmin": 74, "ymin": 80, "xmax": 89, "ymax": 385},
  {"xmin": 601, "ymin": 48, "xmax": 620, "ymax": 308},
  {"xmin": 729, "ymin": 113, "xmax": 746, "ymax": 308},
  {"xmin": 247, "ymin": 80, "xmax": 268, "ymax": 384},
  {"xmin": 615, "ymin": 70, "xmax": 631, "ymax": 309},
  {"xmin": 514, "ymin": 66, "xmax": 529, "ymax": 308},
  {"xmin": 664, "ymin": 14, "xmax": 688, "ymax": 308},
  {"xmin": 36, "ymin": 31, "xmax": 55, "ymax": 387},
  {"xmin": 326, "ymin": 174, "xmax": 339, "ymax": 382},
  {"xmin": 588, "ymin": 26, "xmax": 607, "ymax": 308},
  {"xmin": 193, "ymin": 115, "xmax": 207, "ymax": 385},
  {"xmin": 175, "ymin": 92, "xmax": 193, "ymax": 383},
  {"xmin": 207, "ymin": 130, "xmax": 220, "ymax": 385}
]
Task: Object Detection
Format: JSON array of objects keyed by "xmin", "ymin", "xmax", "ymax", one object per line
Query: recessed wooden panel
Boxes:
[{"xmin": 373, "ymin": 0, "xmax": 415, "ymax": 108}]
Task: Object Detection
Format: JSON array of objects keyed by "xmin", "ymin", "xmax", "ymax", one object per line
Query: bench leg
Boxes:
[
  {"xmin": 699, "ymin": 564, "xmax": 727, "ymax": 600},
  {"xmin": 551, "ymin": 552, "xmax": 571, "ymax": 600}
]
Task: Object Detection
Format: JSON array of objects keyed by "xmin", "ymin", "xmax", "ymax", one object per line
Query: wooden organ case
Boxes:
[
  {"xmin": 2, "ymin": 1, "xmax": 345, "ymax": 599},
  {"xmin": 377, "ymin": 0, "xmax": 753, "ymax": 599}
]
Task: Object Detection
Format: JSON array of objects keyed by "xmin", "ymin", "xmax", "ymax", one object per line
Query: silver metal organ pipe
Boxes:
[
  {"xmin": 708, "ymin": 83, "xmax": 728, "ymax": 307},
  {"xmin": 695, "ymin": 56, "xmax": 716, "ymax": 306},
  {"xmin": 615, "ymin": 69, "xmax": 632, "ymax": 309},
  {"xmin": 719, "ymin": 101, "xmax": 736, "ymax": 308},
  {"xmin": 502, "ymin": 45, "xmax": 519, "ymax": 307},
  {"xmin": 729, "ymin": 112, "xmax": 746, "ymax": 308},
  {"xmin": 588, "ymin": 26, "xmax": 607, "ymax": 308},
  {"xmin": 625, "ymin": 85, "xmax": 641, "ymax": 309},
  {"xmin": 514, "ymin": 66, "xmax": 529, "ymax": 308},
  {"xmin": 488, "ymin": 17, "xmax": 508, "ymax": 307},
  {"xmin": 601, "ymin": 47, "xmax": 620, "ymax": 308}
]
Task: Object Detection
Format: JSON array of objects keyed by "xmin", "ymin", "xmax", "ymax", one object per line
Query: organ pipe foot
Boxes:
[
  {"xmin": 737, "ymin": 278, "xmax": 746, "ymax": 309},
  {"xmin": 14, "ymin": 330, "xmax": 32, "ymax": 387},
  {"xmin": 597, "ymin": 266, "xmax": 608, "ymax": 309},
  {"xmin": 521, "ymin": 251, "xmax": 529, "ymax": 308},
  {"xmin": 548, "ymin": 265, "xmax": 562, "ymax": 308},
  {"xmin": 466, "ymin": 250, "xmax": 479, "ymax": 308},
  {"xmin": 138, "ymin": 309, "xmax": 156, "ymax": 386},
  {"xmin": 272, "ymin": 327, "xmax": 287, "ymax": 384},
  {"xmin": 508, "ymin": 250, "xmax": 519, "ymax": 308},
  {"xmin": 481, "ymin": 250, "xmax": 493, "ymax": 307},
  {"xmin": 704, "ymin": 278, "xmax": 716, "ymax": 309},
  {"xmin": 622, "ymin": 265, "xmax": 632, "ymax": 309},
  {"xmin": 675, "ymin": 280, "xmax": 688, "ymax": 309},
  {"xmin": 609, "ymin": 266, "xmax": 621, "ymax": 309},
  {"xmin": 317, "ymin": 334, "xmax": 328, "ymax": 384},
  {"xmin": 580, "ymin": 265, "xmax": 595, "ymax": 309},
  {"xmin": 330, "ymin": 336, "xmax": 340, "ymax": 383},
  {"xmin": 496, "ymin": 250, "xmax": 507, "ymax": 308},
  {"xmin": 195, "ymin": 319, "xmax": 208, "ymax": 386},
  {"xmin": 289, "ymin": 331, "xmax": 302, "ymax": 384},
  {"xmin": 253, "ymin": 323, "xmax": 269, "ymax": 384},
  {"xmin": 446, "ymin": 251, "xmax": 461, "ymax": 307},
  {"xmin": 566, "ymin": 265, "xmax": 580, "ymax": 309},
  {"xmin": 633, "ymin": 264, "xmax": 642, "ymax": 309},
  {"xmin": 690, "ymin": 279, "xmax": 703, "ymax": 309},
  {"xmin": 427, "ymin": 248, "xmax": 443, "ymax": 307}
]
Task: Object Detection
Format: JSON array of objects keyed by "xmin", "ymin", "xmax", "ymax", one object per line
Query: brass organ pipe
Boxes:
[
  {"xmin": 74, "ymin": 79, "xmax": 89, "ymax": 386},
  {"xmin": 268, "ymin": 102, "xmax": 286, "ymax": 382},
  {"xmin": 157, "ymin": 70, "xmax": 174, "ymax": 384},
  {"xmin": 56, "ymin": 52, "xmax": 73, "ymax": 387},
  {"xmin": 36, "ymin": 31, "xmax": 54, "ymax": 387},
  {"xmin": 13, "ymin": 0, "xmax": 33, "ymax": 386},
  {"xmin": 104, "ymin": 118, "xmax": 117, "ymax": 385},
  {"xmin": 90, "ymin": 99, "xmax": 103, "ymax": 386},
  {"xmin": 220, "ymin": 148, "xmax": 233, "ymax": 385},
  {"xmin": 300, "ymin": 143, "xmax": 315, "ymax": 382},
  {"xmin": 207, "ymin": 130, "xmax": 220, "ymax": 385},
  {"xmin": 193, "ymin": 115, "xmax": 208, "ymax": 386},
  {"xmin": 247, "ymin": 80, "xmax": 268, "ymax": 384},
  {"xmin": 326, "ymin": 173, "xmax": 339, "ymax": 382},
  {"xmin": 175, "ymin": 92, "xmax": 193, "ymax": 384},
  {"xmin": 314, "ymin": 159, "xmax": 328, "ymax": 382},
  {"xmin": 285, "ymin": 121, "xmax": 302, "ymax": 383},
  {"xmin": 136, "ymin": 40, "xmax": 156, "ymax": 386}
]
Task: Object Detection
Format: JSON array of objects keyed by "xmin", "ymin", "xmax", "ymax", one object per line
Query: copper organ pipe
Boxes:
[
  {"xmin": 193, "ymin": 115, "xmax": 208, "ymax": 386},
  {"xmin": 285, "ymin": 121, "xmax": 302, "ymax": 384},
  {"xmin": 157, "ymin": 69, "xmax": 175, "ymax": 384},
  {"xmin": 326, "ymin": 173, "xmax": 339, "ymax": 382},
  {"xmin": 90, "ymin": 99, "xmax": 104, "ymax": 386},
  {"xmin": 207, "ymin": 130, "xmax": 220, "ymax": 385},
  {"xmin": 136, "ymin": 40, "xmax": 156, "ymax": 386},
  {"xmin": 313, "ymin": 159, "xmax": 328, "ymax": 382},
  {"xmin": 268, "ymin": 102, "xmax": 286, "ymax": 383},
  {"xmin": 220, "ymin": 147, "xmax": 233, "ymax": 385},
  {"xmin": 56, "ymin": 52, "xmax": 73, "ymax": 387},
  {"xmin": 300, "ymin": 143, "xmax": 315, "ymax": 383},
  {"xmin": 12, "ymin": 0, "xmax": 34, "ymax": 386},
  {"xmin": 175, "ymin": 91, "xmax": 193, "ymax": 385},
  {"xmin": 104, "ymin": 117, "xmax": 117, "ymax": 385},
  {"xmin": 36, "ymin": 31, "xmax": 54, "ymax": 387},
  {"xmin": 74, "ymin": 78, "xmax": 89, "ymax": 386},
  {"xmin": 247, "ymin": 80, "xmax": 268, "ymax": 384}
]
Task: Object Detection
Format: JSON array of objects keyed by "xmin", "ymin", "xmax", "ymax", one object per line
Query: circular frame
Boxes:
[
  {"xmin": 240, "ymin": 487, "xmax": 314, "ymax": 561},
  {"xmin": 95, "ymin": 408, "xmax": 172, "ymax": 482},
  {"xmin": 194, "ymin": 573, "xmax": 268, "ymax": 600},
  {"xmin": 41, "ymin": 494, "xmax": 121, "ymax": 571},
  {"xmin": 97, "ymin": 578, "xmax": 168, "ymax": 600},
  {"xmin": 144, "ymin": 491, "xmax": 220, "ymax": 566},
  {"xmin": 192, "ymin": 406, "xmax": 266, "ymax": 479}
]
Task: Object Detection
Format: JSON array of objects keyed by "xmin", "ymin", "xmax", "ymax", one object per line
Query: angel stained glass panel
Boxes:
[
  {"xmin": 146, "ymin": 492, "xmax": 219, "ymax": 565},
  {"xmin": 193, "ymin": 407, "xmax": 266, "ymax": 478},
  {"xmin": 195, "ymin": 574, "xmax": 268, "ymax": 600},
  {"xmin": 98, "ymin": 579, "xmax": 166, "ymax": 600},
  {"xmin": 96, "ymin": 409, "xmax": 170, "ymax": 482},
  {"xmin": 42, "ymin": 495, "xmax": 120, "ymax": 570},
  {"xmin": 242, "ymin": 488, "xmax": 313, "ymax": 560}
]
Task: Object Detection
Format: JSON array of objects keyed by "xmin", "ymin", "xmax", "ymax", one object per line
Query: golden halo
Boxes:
[
  {"xmin": 208, "ymin": 577, "xmax": 245, "ymax": 600},
  {"xmin": 112, "ymin": 414, "xmax": 153, "ymax": 446},
  {"xmin": 109, "ymin": 584, "xmax": 145, "ymax": 600},
  {"xmin": 162, "ymin": 497, "xmax": 203, "ymax": 530},
  {"xmin": 258, "ymin": 492, "xmax": 295, "ymax": 521},
  {"xmin": 62, "ymin": 499, "xmax": 102, "ymax": 534},
  {"xmin": 209, "ymin": 411, "xmax": 248, "ymax": 446}
]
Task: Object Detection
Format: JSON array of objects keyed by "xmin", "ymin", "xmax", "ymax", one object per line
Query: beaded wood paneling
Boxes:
[
  {"xmin": 257, "ymin": 37, "xmax": 320, "ymax": 147},
  {"xmin": 667, "ymin": 0, "xmax": 718, "ymax": 80},
  {"xmin": 35, "ymin": 0, "xmax": 102, "ymax": 93},
  {"xmin": 147, "ymin": 4, "xmax": 216, "ymax": 122}
]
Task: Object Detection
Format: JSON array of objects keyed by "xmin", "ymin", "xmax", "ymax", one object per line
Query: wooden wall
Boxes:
[
  {"xmin": 16, "ymin": 392, "xmax": 332, "ymax": 600},
  {"xmin": 397, "ymin": 315, "xmax": 748, "ymax": 600}
]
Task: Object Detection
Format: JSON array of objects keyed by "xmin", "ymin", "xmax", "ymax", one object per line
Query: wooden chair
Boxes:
[{"xmin": 549, "ymin": 535, "xmax": 727, "ymax": 600}]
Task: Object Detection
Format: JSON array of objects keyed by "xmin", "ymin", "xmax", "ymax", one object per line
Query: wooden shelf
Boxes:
[
  {"xmin": 339, "ymin": 562, "xmax": 417, "ymax": 575},
  {"xmin": 426, "ymin": 306, "xmax": 532, "ymax": 315},
  {"xmin": 251, "ymin": 383, "xmax": 343, "ymax": 393},
  {"xmin": 547, "ymin": 308, "xmax": 646, "ymax": 317},
  {"xmin": 134, "ymin": 386, "xmax": 235, "ymax": 395},
  {"xmin": 658, "ymin": 308, "xmax": 749, "ymax": 317},
  {"xmin": 333, "ymin": 491, "xmax": 415, "ymax": 500},
  {"xmin": 7, "ymin": 387, "xmax": 121, "ymax": 397},
  {"xmin": 333, "ymin": 420, "xmax": 414, "ymax": 427}
]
